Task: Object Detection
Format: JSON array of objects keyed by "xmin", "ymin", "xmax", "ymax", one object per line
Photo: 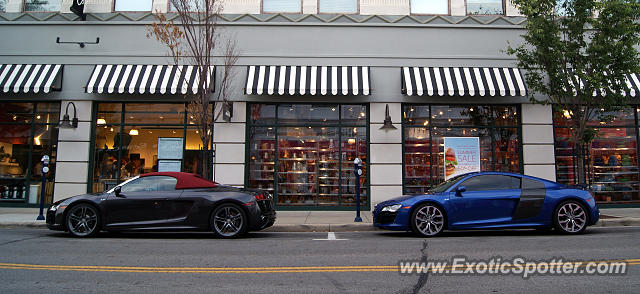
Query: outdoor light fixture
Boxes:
[
  {"xmin": 379, "ymin": 104, "xmax": 397, "ymax": 131},
  {"xmin": 59, "ymin": 102, "xmax": 79, "ymax": 128},
  {"xmin": 96, "ymin": 118, "xmax": 106, "ymax": 125},
  {"xmin": 129, "ymin": 129, "xmax": 139, "ymax": 136},
  {"xmin": 222, "ymin": 101, "xmax": 233, "ymax": 123}
]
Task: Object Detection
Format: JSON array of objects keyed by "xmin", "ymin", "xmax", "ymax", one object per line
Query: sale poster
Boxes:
[{"xmin": 444, "ymin": 137, "xmax": 480, "ymax": 180}]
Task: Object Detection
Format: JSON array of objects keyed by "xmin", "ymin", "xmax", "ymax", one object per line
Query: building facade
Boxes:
[{"xmin": 0, "ymin": 0, "xmax": 638, "ymax": 209}]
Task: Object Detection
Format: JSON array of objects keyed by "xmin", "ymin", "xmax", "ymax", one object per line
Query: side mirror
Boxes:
[
  {"xmin": 114, "ymin": 186, "xmax": 124, "ymax": 198},
  {"xmin": 455, "ymin": 186, "xmax": 466, "ymax": 196}
]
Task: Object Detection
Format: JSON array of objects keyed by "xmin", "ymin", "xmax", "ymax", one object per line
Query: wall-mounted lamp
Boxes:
[
  {"xmin": 379, "ymin": 104, "xmax": 397, "ymax": 131},
  {"xmin": 59, "ymin": 102, "xmax": 79, "ymax": 128},
  {"xmin": 221, "ymin": 101, "xmax": 233, "ymax": 123}
]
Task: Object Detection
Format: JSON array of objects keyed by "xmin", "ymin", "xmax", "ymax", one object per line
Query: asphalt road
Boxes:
[{"xmin": 0, "ymin": 226, "xmax": 638, "ymax": 293}]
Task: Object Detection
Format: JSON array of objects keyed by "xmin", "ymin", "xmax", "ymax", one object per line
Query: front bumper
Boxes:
[
  {"xmin": 372, "ymin": 204, "xmax": 411, "ymax": 231},
  {"xmin": 46, "ymin": 207, "xmax": 65, "ymax": 231}
]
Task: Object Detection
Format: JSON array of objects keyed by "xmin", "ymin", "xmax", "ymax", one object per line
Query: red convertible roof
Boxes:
[{"xmin": 140, "ymin": 172, "xmax": 219, "ymax": 189}]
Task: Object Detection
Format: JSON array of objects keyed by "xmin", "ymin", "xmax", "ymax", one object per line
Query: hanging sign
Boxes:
[{"xmin": 444, "ymin": 137, "xmax": 480, "ymax": 180}]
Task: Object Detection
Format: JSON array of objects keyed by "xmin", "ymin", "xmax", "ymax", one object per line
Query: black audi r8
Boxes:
[{"xmin": 47, "ymin": 172, "xmax": 276, "ymax": 238}]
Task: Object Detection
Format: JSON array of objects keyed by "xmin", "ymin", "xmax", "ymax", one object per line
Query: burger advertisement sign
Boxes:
[{"xmin": 443, "ymin": 137, "xmax": 480, "ymax": 180}]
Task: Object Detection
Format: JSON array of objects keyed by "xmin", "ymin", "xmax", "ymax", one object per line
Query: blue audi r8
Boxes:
[{"xmin": 373, "ymin": 172, "xmax": 599, "ymax": 237}]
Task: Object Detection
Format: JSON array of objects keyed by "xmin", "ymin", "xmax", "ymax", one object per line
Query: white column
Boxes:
[
  {"xmin": 521, "ymin": 104, "xmax": 556, "ymax": 181},
  {"xmin": 153, "ymin": 0, "xmax": 169, "ymax": 13},
  {"xmin": 369, "ymin": 103, "xmax": 403, "ymax": 211},
  {"xmin": 505, "ymin": 0, "xmax": 523, "ymax": 16},
  {"xmin": 302, "ymin": 0, "xmax": 317, "ymax": 14},
  {"xmin": 53, "ymin": 101, "xmax": 93, "ymax": 202},
  {"xmin": 212, "ymin": 102, "xmax": 246, "ymax": 187},
  {"xmin": 450, "ymin": 0, "xmax": 466, "ymax": 16},
  {"xmin": 5, "ymin": 0, "xmax": 23, "ymax": 12}
]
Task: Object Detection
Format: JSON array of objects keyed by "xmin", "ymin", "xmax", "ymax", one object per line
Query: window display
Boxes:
[
  {"xmin": 554, "ymin": 108, "xmax": 639, "ymax": 203},
  {"xmin": 248, "ymin": 104, "xmax": 367, "ymax": 208},
  {"xmin": 91, "ymin": 103, "xmax": 211, "ymax": 193},
  {"xmin": 403, "ymin": 104, "xmax": 521, "ymax": 194},
  {"xmin": 0, "ymin": 102, "xmax": 59, "ymax": 204}
]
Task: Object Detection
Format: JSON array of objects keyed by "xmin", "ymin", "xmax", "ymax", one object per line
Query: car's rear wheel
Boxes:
[
  {"xmin": 553, "ymin": 200, "xmax": 588, "ymax": 234},
  {"xmin": 66, "ymin": 203, "xmax": 100, "ymax": 238},
  {"xmin": 411, "ymin": 203, "xmax": 445, "ymax": 237},
  {"xmin": 211, "ymin": 204, "xmax": 247, "ymax": 238}
]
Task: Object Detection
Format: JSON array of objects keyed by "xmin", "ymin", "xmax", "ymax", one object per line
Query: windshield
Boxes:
[
  {"xmin": 106, "ymin": 176, "xmax": 140, "ymax": 194},
  {"xmin": 428, "ymin": 174, "xmax": 469, "ymax": 193}
]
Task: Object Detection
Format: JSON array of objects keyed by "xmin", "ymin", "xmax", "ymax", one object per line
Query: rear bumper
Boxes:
[{"xmin": 247, "ymin": 200, "xmax": 276, "ymax": 231}]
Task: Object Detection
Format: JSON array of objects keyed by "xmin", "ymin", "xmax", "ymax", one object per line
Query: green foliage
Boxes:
[{"xmin": 508, "ymin": 0, "xmax": 640, "ymax": 146}]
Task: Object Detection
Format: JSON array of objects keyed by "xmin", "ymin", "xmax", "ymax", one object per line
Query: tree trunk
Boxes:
[{"xmin": 575, "ymin": 143, "xmax": 587, "ymax": 186}]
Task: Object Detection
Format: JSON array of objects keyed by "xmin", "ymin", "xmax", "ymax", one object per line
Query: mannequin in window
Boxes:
[{"xmin": 113, "ymin": 132, "xmax": 132, "ymax": 156}]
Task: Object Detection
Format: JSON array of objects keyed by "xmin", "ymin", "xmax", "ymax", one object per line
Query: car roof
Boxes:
[
  {"xmin": 464, "ymin": 171, "xmax": 561, "ymax": 185},
  {"xmin": 140, "ymin": 172, "xmax": 219, "ymax": 189}
]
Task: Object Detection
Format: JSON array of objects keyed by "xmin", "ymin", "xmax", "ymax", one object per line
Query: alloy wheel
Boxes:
[
  {"xmin": 556, "ymin": 202, "xmax": 587, "ymax": 234},
  {"xmin": 413, "ymin": 204, "xmax": 445, "ymax": 237},
  {"xmin": 66, "ymin": 204, "xmax": 99, "ymax": 237},
  {"xmin": 213, "ymin": 205, "xmax": 245, "ymax": 238}
]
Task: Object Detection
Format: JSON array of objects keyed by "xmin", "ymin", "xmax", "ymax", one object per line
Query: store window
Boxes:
[
  {"xmin": 411, "ymin": 0, "xmax": 448, "ymax": 15},
  {"xmin": 467, "ymin": 0, "xmax": 503, "ymax": 15},
  {"xmin": 553, "ymin": 107, "xmax": 639, "ymax": 203},
  {"xmin": 0, "ymin": 102, "xmax": 59, "ymax": 204},
  {"xmin": 24, "ymin": 0, "xmax": 61, "ymax": 11},
  {"xmin": 91, "ymin": 103, "xmax": 212, "ymax": 193},
  {"xmin": 247, "ymin": 103, "xmax": 368, "ymax": 208},
  {"xmin": 262, "ymin": 0, "xmax": 301, "ymax": 13},
  {"xmin": 319, "ymin": 0, "xmax": 357, "ymax": 13},
  {"xmin": 403, "ymin": 104, "xmax": 521, "ymax": 194},
  {"xmin": 114, "ymin": 0, "xmax": 153, "ymax": 12}
]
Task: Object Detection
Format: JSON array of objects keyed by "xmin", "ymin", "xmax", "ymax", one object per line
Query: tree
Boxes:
[
  {"xmin": 507, "ymin": 0, "xmax": 640, "ymax": 185},
  {"xmin": 147, "ymin": 0, "xmax": 238, "ymax": 179}
]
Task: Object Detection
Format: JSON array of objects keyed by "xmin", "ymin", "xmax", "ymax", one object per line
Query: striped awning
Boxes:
[
  {"xmin": 86, "ymin": 65, "xmax": 214, "ymax": 95},
  {"xmin": 0, "ymin": 64, "xmax": 63, "ymax": 94},
  {"xmin": 402, "ymin": 67, "xmax": 527, "ymax": 97},
  {"xmin": 567, "ymin": 73, "xmax": 640, "ymax": 97},
  {"xmin": 245, "ymin": 65, "xmax": 370, "ymax": 95}
]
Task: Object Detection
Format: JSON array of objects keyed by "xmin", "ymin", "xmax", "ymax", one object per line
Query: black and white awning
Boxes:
[
  {"xmin": 0, "ymin": 64, "xmax": 63, "ymax": 94},
  {"xmin": 86, "ymin": 65, "xmax": 214, "ymax": 94},
  {"xmin": 568, "ymin": 73, "xmax": 640, "ymax": 97},
  {"xmin": 245, "ymin": 66, "xmax": 370, "ymax": 95},
  {"xmin": 402, "ymin": 67, "xmax": 527, "ymax": 97}
]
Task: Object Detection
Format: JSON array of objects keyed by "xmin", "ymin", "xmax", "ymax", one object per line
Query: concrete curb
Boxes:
[{"xmin": 0, "ymin": 218, "xmax": 638, "ymax": 231}]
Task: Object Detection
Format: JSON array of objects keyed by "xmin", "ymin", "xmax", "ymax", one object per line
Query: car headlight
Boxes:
[{"xmin": 381, "ymin": 204, "xmax": 402, "ymax": 213}]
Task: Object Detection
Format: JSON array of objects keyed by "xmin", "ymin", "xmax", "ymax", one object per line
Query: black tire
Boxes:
[
  {"xmin": 553, "ymin": 200, "xmax": 588, "ymax": 235},
  {"xmin": 410, "ymin": 203, "xmax": 446, "ymax": 237},
  {"xmin": 65, "ymin": 203, "xmax": 101, "ymax": 238},
  {"xmin": 211, "ymin": 204, "xmax": 248, "ymax": 239}
]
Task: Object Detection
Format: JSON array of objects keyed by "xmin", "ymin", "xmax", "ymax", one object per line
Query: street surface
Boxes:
[{"xmin": 1, "ymin": 227, "xmax": 639, "ymax": 293}]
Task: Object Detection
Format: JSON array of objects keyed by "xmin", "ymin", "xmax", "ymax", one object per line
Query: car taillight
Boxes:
[{"xmin": 255, "ymin": 193, "xmax": 266, "ymax": 201}]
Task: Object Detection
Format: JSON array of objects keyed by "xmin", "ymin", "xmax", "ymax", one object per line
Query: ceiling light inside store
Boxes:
[
  {"xmin": 331, "ymin": 108, "xmax": 336, "ymax": 111},
  {"xmin": 97, "ymin": 118, "xmax": 106, "ymax": 125},
  {"xmin": 129, "ymin": 129, "xmax": 139, "ymax": 136},
  {"xmin": 36, "ymin": 115, "xmax": 41, "ymax": 119},
  {"xmin": 348, "ymin": 138, "xmax": 356, "ymax": 144},
  {"xmin": 110, "ymin": 127, "xmax": 114, "ymax": 132}
]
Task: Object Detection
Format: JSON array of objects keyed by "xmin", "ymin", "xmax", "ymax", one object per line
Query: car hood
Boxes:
[{"xmin": 54, "ymin": 192, "xmax": 105, "ymax": 205}]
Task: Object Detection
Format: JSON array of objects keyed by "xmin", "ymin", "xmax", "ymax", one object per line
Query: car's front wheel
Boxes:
[
  {"xmin": 553, "ymin": 200, "xmax": 588, "ymax": 234},
  {"xmin": 211, "ymin": 204, "xmax": 248, "ymax": 238},
  {"xmin": 411, "ymin": 203, "xmax": 445, "ymax": 237},
  {"xmin": 65, "ymin": 203, "xmax": 100, "ymax": 238}
]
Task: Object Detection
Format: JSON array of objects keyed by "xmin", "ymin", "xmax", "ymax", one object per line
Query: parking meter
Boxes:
[
  {"xmin": 36, "ymin": 155, "xmax": 50, "ymax": 220},
  {"xmin": 354, "ymin": 158, "xmax": 362, "ymax": 222}
]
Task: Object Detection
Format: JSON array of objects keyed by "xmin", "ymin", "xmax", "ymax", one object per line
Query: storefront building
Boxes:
[{"xmin": 1, "ymin": 0, "xmax": 638, "ymax": 209}]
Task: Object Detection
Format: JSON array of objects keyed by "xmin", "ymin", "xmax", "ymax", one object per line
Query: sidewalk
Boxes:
[{"xmin": 0, "ymin": 207, "xmax": 638, "ymax": 232}]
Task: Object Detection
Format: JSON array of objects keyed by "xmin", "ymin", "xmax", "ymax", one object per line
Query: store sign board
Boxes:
[
  {"xmin": 444, "ymin": 137, "xmax": 480, "ymax": 180},
  {"xmin": 158, "ymin": 160, "xmax": 182, "ymax": 172},
  {"xmin": 158, "ymin": 137, "xmax": 184, "ymax": 160}
]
